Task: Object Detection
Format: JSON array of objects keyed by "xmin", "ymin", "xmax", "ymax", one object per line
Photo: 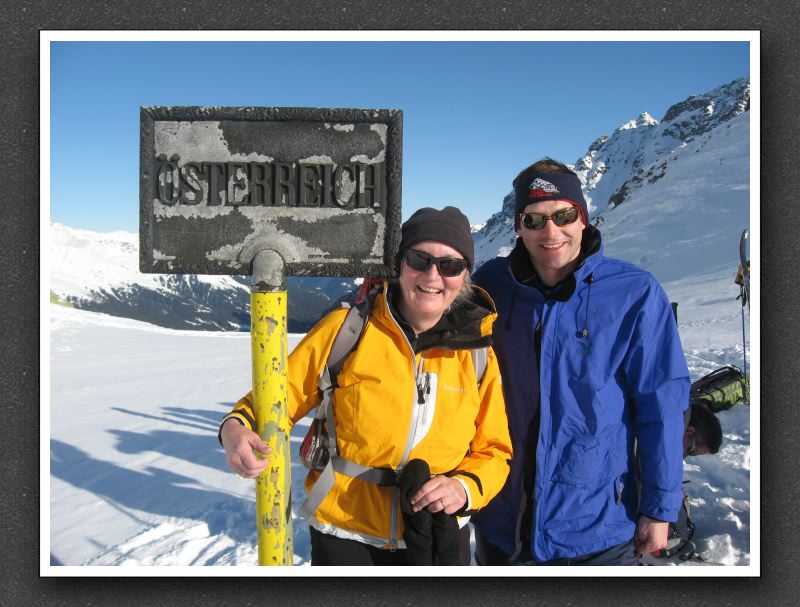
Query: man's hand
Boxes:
[{"xmin": 634, "ymin": 515, "xmax": 670, "ymax": 556}]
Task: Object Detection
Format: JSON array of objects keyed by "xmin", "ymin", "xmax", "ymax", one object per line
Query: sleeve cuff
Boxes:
[
  {"xmin": 218, "ymin": 414, "xmax": 247, "ymax": 447},
  {"xmin": 453, "ymin": 476, "xmax": 472, "ymax": 511},
  {"xmin": 639, "ymin": 513, "xmax": 669, "ymax": 524}
]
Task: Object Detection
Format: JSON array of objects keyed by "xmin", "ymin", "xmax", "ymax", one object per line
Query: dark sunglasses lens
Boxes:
[
  {"xmin": 405, "ymin": 250, "xmax": 466, "ymax": 276},
  {"xmin": 552, "ymin": 207, "xmax": 579, "ymax": 226},
  {"xmin": 405, "ymin": 250, "xmax": 433, "ymax": 272},
  {"xmin": 437, "ymin": 258, "xmax": 467, "ymax": 277},
  {"xmin": 521, "ymin": 214, "xmax": 547, "ymax": 230},
  {"xmin": 521, "ymin": 207, "xmax": 579, "ymax": 229}
]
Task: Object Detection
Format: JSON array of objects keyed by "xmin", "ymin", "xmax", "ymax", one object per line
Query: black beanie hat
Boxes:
[{"xmin": 400, "ymin": 206, "xmax": 474, "ymax": 269}]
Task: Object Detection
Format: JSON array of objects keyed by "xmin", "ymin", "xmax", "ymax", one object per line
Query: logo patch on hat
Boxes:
[{"xmin": 529, "ymin": 178, "xmax": 560, "ymax": 199}]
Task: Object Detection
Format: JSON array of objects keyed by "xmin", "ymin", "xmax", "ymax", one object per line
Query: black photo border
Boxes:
[{"xmin": 6, "ymin": 1, "xmax": 795, "ymax": 605}]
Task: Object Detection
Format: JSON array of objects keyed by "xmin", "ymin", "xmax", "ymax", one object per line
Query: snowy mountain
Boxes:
[
  {"xmin": 49, "ymin": 222, "xmax": 360, "ymax": 333},
  {"xmin": 473, "ymin": 75, "xmax": 750, "ymax": 272}
]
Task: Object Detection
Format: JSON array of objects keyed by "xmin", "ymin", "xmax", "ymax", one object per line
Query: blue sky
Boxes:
[{"xmin": 48, "ymin": 35, "xmax": 751, "ymax": 232}]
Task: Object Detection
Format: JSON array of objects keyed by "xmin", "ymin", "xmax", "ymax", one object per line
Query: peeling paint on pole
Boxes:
[
  {"xmin": 251, "ymin": 289, "xmax": 293, "ymax": 565},
  {"xmin": 140, "ymin": 106, "xmax": 402, "ymax": 278}
]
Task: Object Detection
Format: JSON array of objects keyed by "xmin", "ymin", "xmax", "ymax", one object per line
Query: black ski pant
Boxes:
[{"xmin": 309, "ymin": 525, "xmax": 471, "ymax": 566}]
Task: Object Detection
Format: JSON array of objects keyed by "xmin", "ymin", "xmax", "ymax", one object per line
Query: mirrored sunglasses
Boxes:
[
  {"xmin": 403, "ymin": 249, "xmax": 468, "ymax": 277},
  {"xmin": 519, "ymin": 206, "xmax": 580, "ymax": 230}
]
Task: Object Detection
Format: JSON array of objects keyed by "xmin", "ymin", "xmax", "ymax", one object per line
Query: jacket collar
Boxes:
[
  {"xmin": 376, "ymin": 282, "xmax": 497, "ymax": 353},
  {"xmin": 507, "ymin": 225, "xmax": 603, "ymax": 300}
]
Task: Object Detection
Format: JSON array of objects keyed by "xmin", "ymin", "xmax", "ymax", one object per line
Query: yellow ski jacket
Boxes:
[{"xmin": 222, "ymin": 285, "xmax": 512, "ymax": 549}]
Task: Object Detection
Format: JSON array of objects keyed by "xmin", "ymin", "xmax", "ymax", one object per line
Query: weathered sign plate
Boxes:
[{"xmin": 140, "ymin": 106, "xmax": 402, "ymax": 277}]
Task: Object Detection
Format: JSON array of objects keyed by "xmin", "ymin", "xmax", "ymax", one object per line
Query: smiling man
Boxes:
[{"xmin": 471, "ymin": 158, "xmax": 690, "ymax": 566}]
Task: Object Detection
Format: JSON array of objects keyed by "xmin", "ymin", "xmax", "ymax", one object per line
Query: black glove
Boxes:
[{"xmin": 398, "ymin": 459, "xmax": 462, "ymax": 565}]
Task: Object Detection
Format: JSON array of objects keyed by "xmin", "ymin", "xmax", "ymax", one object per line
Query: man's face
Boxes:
[
  {"xmin": 515, "ymin": 199, "xmax": 585, "ymax": 284},
  {"xmin": 683, "ymin": 427, "xmax": 712, "ymax": 457}
]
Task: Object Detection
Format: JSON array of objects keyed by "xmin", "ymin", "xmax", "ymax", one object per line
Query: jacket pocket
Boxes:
[{"xmin": 550, "ymin": 435, "xmax": 625, "ymax": 485}]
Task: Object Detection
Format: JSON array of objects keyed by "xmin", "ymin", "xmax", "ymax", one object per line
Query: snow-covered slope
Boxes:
[
  {"xmin": 47, "ymin": 271, "xmax": 751, "ymax": 568},
  {"xmin": 576, "ymin": 76, "xmax": 749, "ymax": 218},
  {"xmin": 596, "ymin": 111, "xmax": 749, "ymax": 284},
  {"xmin": 49, "ymin": 223, "xmax": 359, "ymax": 332}
]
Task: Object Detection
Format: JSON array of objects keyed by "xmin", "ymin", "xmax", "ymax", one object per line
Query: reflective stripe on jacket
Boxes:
[
  {"xmin": 224, "ymin": 285, "xmax": 513, "ymax": 549},
  {"xmin": 471, "ymin": 238, "xmax": 689, "ymax": 561}
]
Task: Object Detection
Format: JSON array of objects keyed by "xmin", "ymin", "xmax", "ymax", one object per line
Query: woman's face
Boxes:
[{"xmin": 397, "ymin": 240, "xmax": 467, "ymax": 332}]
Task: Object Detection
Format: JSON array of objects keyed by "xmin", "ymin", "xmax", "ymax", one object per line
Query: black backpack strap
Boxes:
[{"xmin": 326, "ymin": 285, "xmax": 379, "ymax": 378}]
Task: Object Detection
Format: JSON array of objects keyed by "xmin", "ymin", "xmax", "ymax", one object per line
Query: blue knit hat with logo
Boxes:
[{"xmin": 514, "ymin": 171, "xmax": 589, "ymax": 226}]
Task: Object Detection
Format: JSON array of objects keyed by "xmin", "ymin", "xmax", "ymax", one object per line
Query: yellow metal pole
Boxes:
[{"xmin": 250, "ymin": 250, "xmax": 293, "ymax": 566}]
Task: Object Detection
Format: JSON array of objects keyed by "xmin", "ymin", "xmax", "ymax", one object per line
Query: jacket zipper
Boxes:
[
  {"xmin": 532, "ymin": 305, "xmax": 547, "ymax": 560},
  {"xmin": 385, "ymin": 299, "xmax": 426, "ymax": 551},
  {"xmin": 401, "ymin": 351, "xmax": 426, "ymax": 464}
]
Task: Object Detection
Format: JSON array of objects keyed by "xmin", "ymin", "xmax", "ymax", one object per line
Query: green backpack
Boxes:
[{"xmin": 689, "ymin": 365, "xmax": 748, "ymax": 413}]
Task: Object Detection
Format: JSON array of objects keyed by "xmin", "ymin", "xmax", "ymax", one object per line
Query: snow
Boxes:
[
  {"xmin": 46, "ymin": 305, "xmax": 314, "ymax": 568},
  {"xmin": 599, "ymin": 113, "xmax": 750, "ymax": 285},
  {"xmin": 46, "ymin": 254, "xmax": 754, "ymax": 572},
  {"xmin": 45, "ymin": 259, "xmax": 754, "ymax": 572}
]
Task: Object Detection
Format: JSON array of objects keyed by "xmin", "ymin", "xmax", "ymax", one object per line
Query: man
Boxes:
[
  {"xmin": 640, "ymin": 402, "xmax": 724, "ymax": 562},
  {"xmin": 683, "ymin": 402, "xmax": 723, "ymax": 458},
  {"xmin": 471, "ymin": 158, "xmax": 690, "ymax": 565}
]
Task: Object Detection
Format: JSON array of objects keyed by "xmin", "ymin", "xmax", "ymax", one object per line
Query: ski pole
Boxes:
[{"xmin": 739, "ymin": 284, "xmax": 748, "ymax": 396}]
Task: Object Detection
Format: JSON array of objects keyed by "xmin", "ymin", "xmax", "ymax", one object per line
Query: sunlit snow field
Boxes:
[{"xmin": 47, "ymin": 257, "xmax": 753, "ymax": 570}]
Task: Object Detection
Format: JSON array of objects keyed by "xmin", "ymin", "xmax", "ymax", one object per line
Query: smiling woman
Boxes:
[
  {"xmin": 219, "ymin": 205, "xmax": 512, "ymax": 566},
  {"xmin": 395, "ymin": 207, "xmax": 475, "ymax": 333}
]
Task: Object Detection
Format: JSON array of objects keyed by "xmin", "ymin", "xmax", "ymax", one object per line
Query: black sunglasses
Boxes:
[
  {"xmin": 403, "ymin": 249, "xmax": 469, "ymax": 277},
  {"xmin": 519, "ymin": 207, "xmax": 580, "ymax": 230}
]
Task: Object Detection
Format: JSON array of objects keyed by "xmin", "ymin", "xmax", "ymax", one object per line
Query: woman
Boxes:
[{"xmin": 219, "ymin": 206, "xmax": 512, "ymax": 565}]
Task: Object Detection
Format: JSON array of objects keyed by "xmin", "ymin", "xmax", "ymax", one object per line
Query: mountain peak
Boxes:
[{"xmin": 619, "ymin": 112, "xmax": 659, "ymax": 131}]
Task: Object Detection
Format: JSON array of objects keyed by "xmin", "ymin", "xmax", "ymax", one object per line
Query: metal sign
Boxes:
[{"xmin": 139, "ymin": 106, "xmax": 402, "ymax": 277}]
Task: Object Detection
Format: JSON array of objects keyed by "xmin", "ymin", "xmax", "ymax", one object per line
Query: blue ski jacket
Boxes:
[{"xmin": 471, "ymin": 231, "xmax": 689, "ymax": 561}]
